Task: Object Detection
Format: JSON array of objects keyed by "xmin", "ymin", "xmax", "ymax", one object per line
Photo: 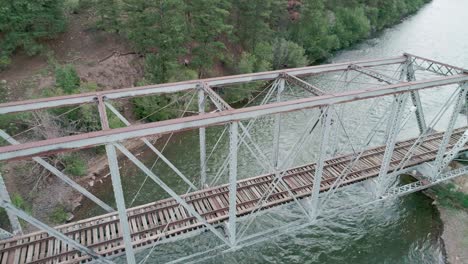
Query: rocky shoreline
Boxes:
[{"xmin": 438, "ymin": 206, "xmax": 468, "ymax": 264}]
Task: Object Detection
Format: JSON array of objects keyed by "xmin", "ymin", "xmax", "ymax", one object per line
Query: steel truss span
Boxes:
[{"xmin": 0, "ymin": 53, "xmax": 467, "ymax": 263}]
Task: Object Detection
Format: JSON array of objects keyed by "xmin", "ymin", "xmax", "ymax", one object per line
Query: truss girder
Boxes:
[{"xmin": 2, "ymin": 74, "xmax": 468, "ymax": 161}]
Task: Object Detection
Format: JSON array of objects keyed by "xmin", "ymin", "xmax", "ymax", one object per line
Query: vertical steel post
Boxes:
[
  {"xmin": 433, "ymin": 83, "xmax": 468, "ymax": 178},
  {"xmin": 310, "ymin": 106, "xmax": 332, "ymax": 218},
  {"xmin": 377, "ymin": 93, "xmax": 408, "ymax": 195},
  {"xmin": 97, "ymin": 96, "xmax": 136, "ymax": 264},
  {"xmin": 0, "ymin": 173, "xmax": 22, "ymax": 235},
  {"xmin": 228, "ymin": 121, "xmax": 238, "ymax": 247},
  {"xmin": 405, "ymin": 59, "xmax": 427, "ymax": 134},
  {"xmin": 105, "ymin": 145, "xmax": 136, "ymax": 264},
  {"xmin": 198, "ymin": 85, "xmax": 207, "ymax": 188},
  {"xmin": 272, "ymin": 77, "xmax": 285, "ymax": 169}
]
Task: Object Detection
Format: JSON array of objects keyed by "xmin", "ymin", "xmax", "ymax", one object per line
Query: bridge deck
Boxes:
[{"xmin": 0, "ymin": 128, "xmax": 466, "ymax": 263}]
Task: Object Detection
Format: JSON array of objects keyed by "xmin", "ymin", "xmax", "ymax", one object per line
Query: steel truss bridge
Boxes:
[{"xmin": 0, "ymin": 53, "xmax": 467, "ymax": 263}]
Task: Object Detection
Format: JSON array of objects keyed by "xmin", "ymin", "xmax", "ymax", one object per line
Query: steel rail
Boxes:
[{"xmin": 1, "ymin": 128, "xmax": 464, "ymax": 259}]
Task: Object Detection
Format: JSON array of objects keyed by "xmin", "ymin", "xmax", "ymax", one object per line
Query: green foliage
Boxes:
[
  {"xmin": 132, "ymin": 95, "xmax": 178, "ymax": 122},
  {"xmin": 0, "ymin": 0, "xmax": 66, "ymax": 67},
  {"xmin": 434, "ymin": 183, "xmax": 468, "ymax": 209},
  {"xmin": 0, "ymin": 112, "xmax": 32, "ymax": 135},
  {"xmin": 11, "ymin": 193, "xmax": 31, "ymax": 214},
  {"xmin": 50, "ymin": 205, "xmax": 69, "ymax": 224},
  {"xmin": 123, "ymin": 0, "xmax": 187, "ymax": 83},
  {"xmin": 91, "ymin": 0, "xmax": 429, "ymax": 120},
  {"xmin": 95, "ymin": 0, "xmax": 121, "ymax": 32},
  {"xmin": 55, "ymin": 64, "xmax": 81, "ymax": 94},
  {"xmin": 61, "ymin": 154, "xmax": 87, "ymax": 176},
  {"xmin": 186, "ymin": 0, "xmax": 232, "ymax": 77},
  {"xmin": 272, "ymin": 38, "xmax": 308, "ymax": 70},
  {"xmin": 333, "ymin": 7, "xmax": 371, "ymax": 48}
]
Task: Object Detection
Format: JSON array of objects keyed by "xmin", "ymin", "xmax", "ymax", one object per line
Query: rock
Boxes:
[
  {"xmin": 88, "ymin": 180, "xmax": 94, "ymax": 187},
  {"xmin": 66, "ymin": 213, "xmax": 74, "ymax": 222}
]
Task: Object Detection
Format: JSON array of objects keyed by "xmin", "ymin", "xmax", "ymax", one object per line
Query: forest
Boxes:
[
  {"xmin": 0, "ymin": 0, "xmax": 432, "ymax": 225},
  {"xmin": 0, "ymin": 0, "xmax": 430, "ymax": 175}
]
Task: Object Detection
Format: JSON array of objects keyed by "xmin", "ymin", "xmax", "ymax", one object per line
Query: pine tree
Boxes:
[
  {"xmin": 122, "ymin": 0, "xmax": 187, "ymax": 83},
  {"xmin": 185, "ymin": 0, "xmax": 232, "ymax": 77},
  {"xmin": 0, "ymin": 0, "xmax": 65, "ymax": 68}
]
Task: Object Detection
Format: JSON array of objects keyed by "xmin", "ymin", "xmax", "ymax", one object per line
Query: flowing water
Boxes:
[{"xmin": 77, "ymin": 0, "xmax": 468, "ymax": 262}]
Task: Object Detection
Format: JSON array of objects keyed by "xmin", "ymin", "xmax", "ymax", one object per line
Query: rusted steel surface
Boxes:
[
  {"xmin": 0, "ymin": 56, "xmax": 406, "ymax": 115},
  {"xmin": 0, "ymin": 127, "xmax": 465, "ymax": 263},
  {"xmin": 1, "ymin": 74, "xmax": 468, "ymax": 161}
]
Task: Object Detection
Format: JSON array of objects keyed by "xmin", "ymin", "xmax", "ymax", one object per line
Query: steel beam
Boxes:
[
  {"xmin": 105, "ymin": 144, "xmax": 136, "ymax": 264},
  {"xmin": 438, "ymin": 129, "xmax": 468, "ymax": 172},
  {"xmin": 198, "ymin": 85, "xmax": 207, "ymax": 187},
  {"xmin": 2, "ymin": 75, "xmax": 468, "ymax": 161},
  {"xmin": 0, "ymin": 129, "xmax": 115, "ymax": 213},
  {"xmin": 0, "ymin": 57, "xmax": 406, "ymax": 115},
  {"xmin": 113, "ymin": 143, "xmax": 230, "ymax": 246},
  {"xmin": 283, "ymin": 73, "xmax": 326, "ymax": 96},
  {"xmin": 309, "ymin": 106, "xmax": 332, "ymax": 218},
  {"xmin": 98, "ymin": 98, "xmax": 136, "ymax": 264},
  {"xmin": 349, "ymin": 64, "xmax": 400, "ymax": 84},
  {"xmin": 405, "ymin": 60, "xmax": 428, "ymax": 134},
  {"xmin": 433, "ymin": 83, "xmax": 468, "ymax": 178},
  {"xmin": 272, "ymin": 78, "xmax": 284, "ymax": 168},
  {"xmin": 0, "ymin": 173, "xmax": 22, "ymax": 235},
  {"xmin": 0, "ymin": 199, "xmax": 113, "ymax": 263},
  {"xmin": 405, "ymin": 53, "xmax": 468, "ymax": 76},
  {"xmin": 104, "ymin": 102, "xmax": 197, "ymax": 190},
  {"xmin": 376, "ymin": 93, "xmax": 408, "ymax": 195},
  {"xmin": 228, "ymin": 122, "xmax": 238, "ymax": 246}
]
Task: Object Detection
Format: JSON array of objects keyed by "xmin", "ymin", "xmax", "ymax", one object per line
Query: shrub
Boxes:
[
  {"xmin": 62, "ymin": 154, "xmax": 87, "ymax": 177},
  {"xmin": 11, "ymin": 193, "xmax": 31, "ymax": 214},
  {"xmin": 55, "ymin": 64, "xmax": 81, "ymax": 94},
  {"xmin": 50, "ymin": 205, "xmax": 69, "ymax": 224},
  {"xmin": 272, "ymin": 38, "xmax": 308, "ymax": 70}
]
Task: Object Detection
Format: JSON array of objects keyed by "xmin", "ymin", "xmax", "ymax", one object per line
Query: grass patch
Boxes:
[
  {"xmin": 62, "ymin": 154, "xmax": 87, "ymax": 177},
  {"xmin": 433, "ymin": 183, "xmax": 468, "ymax": 209},
  {"xmin": 50, "ymin": 205, "xmax": 69, "ymax": 224}
]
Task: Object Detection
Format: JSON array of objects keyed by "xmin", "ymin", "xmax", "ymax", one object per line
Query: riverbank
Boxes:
[{"xmin": 438, "ymin": 207, "xmax": 468, "ymax": 264}]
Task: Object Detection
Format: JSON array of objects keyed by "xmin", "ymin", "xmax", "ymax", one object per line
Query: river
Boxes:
[{"xmin": 78, "ymin": 0, "xmax": 468, "ymax": 263}]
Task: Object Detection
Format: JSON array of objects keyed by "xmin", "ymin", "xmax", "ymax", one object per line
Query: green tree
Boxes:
[
  {"xmin": 122, "ymin": 0, "xmax": 187, "ymax": 83},
  {"xmin": 288, "ymin": 0, "xmax": 339, "ymax": 62},
  {"xmin": 333, "ymin": 6, "xmax": 371, "ymax": 48},
  {"xmin": 95, "ymin": 0, "xmax": 121, "ymax": 32},
  {"xmin": 0, "ymin": 0, "xmax": 66, "ymax": 68},
  {"xmin": 232, "ymin": 0, "xmax": 279, "ymax": 51},
  {"xmin": 271, "ymin": 38, "xmax": 308, "ymax": 70},
  {"xmin": 185, "ymin": 0, "xmax": 232, "ymax": 77},
  {"xmin": 55, "ymin": 64, "xmax": 80, "ymax": 94}
]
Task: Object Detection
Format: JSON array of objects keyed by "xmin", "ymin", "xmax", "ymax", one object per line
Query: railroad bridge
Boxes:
[{"xmin": 0, "ymin": 53, "xmax": 467, "ymax": 263}]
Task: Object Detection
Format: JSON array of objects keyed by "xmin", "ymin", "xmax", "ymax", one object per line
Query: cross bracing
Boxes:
[{"xmin": 0, "ymin": 53, "xmax": 467, "ymax": 263}]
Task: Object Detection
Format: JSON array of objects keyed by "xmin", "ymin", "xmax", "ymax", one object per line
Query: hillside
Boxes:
[{"xmin": 0, "ymin": 0, "xmax": 431, "ymax": 227}]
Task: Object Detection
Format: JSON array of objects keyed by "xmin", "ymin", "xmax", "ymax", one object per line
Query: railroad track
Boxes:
[{"xmin": 0, "ymin": 127, "xmax": 466, "ymax": 263}]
